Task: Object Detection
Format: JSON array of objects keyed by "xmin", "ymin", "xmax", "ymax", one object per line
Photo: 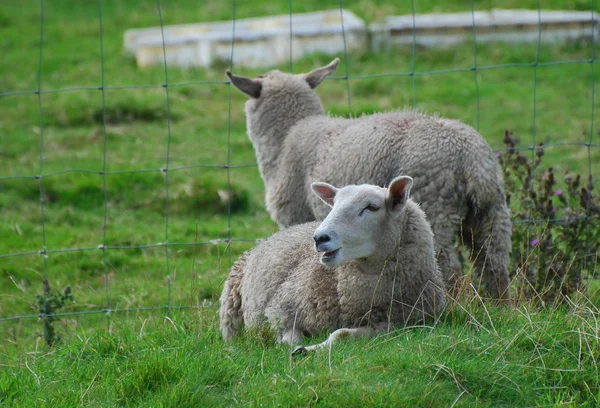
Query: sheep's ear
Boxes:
[
  {"xmin": 304, "ymin": 58, "xmax": 340, "ymax": 89},
  {"xmin": 311, "ymin": 182, "xmax": 338, "ymax": 207},
  {"xmin": 386, "ymin": 176, "xmax": 413, "ymax": 214},
  {"xmin": 226, "ymin": 71, "xmax": 262, "ymax": 98}
]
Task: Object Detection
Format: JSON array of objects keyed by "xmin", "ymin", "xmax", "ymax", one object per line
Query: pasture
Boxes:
[{"xmin": 1, "ymin": 0, "xmax": 599, "ymax": 406}]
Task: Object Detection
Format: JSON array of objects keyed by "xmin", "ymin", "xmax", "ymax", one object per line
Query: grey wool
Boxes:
[
  {"xmin": 219, "ymin": 177, "xmax": 446, "ymax": 352},
  {"xmin": 227, "ymin": 58, "xmax": 512, "ymax": 300}
]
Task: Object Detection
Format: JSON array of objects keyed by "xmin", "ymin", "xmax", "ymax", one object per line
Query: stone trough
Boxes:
[
  {"xmin": 124, "ymin": 9, "xmax": 366, "ymax": 69},
  {"xmin": 370, "ymin": 9, "xmax": 598, "ymax": 49}
]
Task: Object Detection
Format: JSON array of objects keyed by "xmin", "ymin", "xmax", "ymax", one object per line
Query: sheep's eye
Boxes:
[{"xmin": 359, "ymin": 204, "xmax": 380, "ymax": 216}]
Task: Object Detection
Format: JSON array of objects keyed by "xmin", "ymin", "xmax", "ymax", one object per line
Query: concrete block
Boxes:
[
  {"xmin": 124, "ymin": 9, "xmax": 366, "ymax": 69},
  {"xmin": 370, "ymin": 9, "xmax": 598, "ymax": 50}
]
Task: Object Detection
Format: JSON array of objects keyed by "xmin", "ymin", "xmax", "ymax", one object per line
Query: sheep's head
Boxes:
[
  {"xmin": 225, "ymin": 59, "xmax": 340, "ymax": 128},
  {"xmin": 311, "ymin": 176, "xmax": 413, "ymax": 268},
  {"xmin": 226, "ymin": 58, "xmax": 339, "ymax": 98}
]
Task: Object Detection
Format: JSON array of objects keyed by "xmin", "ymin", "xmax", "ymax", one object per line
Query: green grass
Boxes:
[
  {"xmin": 1, "ymin": 0, "xmax": 600, "ymax": 405},
  {"xmin": 2, "ymin": 299, "xmax": 600, "ymax": 406}
]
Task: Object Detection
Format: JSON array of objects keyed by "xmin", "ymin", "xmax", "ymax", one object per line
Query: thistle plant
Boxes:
[
  {"xmin": 35, "ymin": 278, "xmax": 74, "ymax": 346},
  {"xmin": 499, "ymin": 131, "xmax": 599, "ymax": 304}
]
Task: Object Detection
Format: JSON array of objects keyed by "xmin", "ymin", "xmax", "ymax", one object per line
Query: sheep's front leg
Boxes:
[
  {"xmin": 279, "ymin": 328, "xmax": 304, "ymax": 345},
  {"xmin": 292, "ymin": 327, "xmax": 375, "ymax": 355}
]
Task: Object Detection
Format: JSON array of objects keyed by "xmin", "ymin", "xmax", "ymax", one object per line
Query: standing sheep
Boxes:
[
  {"xmin": 219, "ymin": 176, "xmax": 446, "ymax": 352},
  {"xmin": 226, "ymin": 58, "xmax": 512, "ymax": 300}
]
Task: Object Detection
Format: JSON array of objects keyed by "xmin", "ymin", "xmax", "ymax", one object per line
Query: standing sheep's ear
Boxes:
[
  {"xmin": 311, "ymin": 182, "xmax": 339, "ymax": 207},
  {"xmin": 226, "ymin": 71, "xmax": 262, "ymax": 98},
  {"xmin": 386, "ymin": 176, "xmax": 413, "ymax": 214},
  {"xmin": 303, "ymin": 58, "xmax": 340, "ymax": 89}
]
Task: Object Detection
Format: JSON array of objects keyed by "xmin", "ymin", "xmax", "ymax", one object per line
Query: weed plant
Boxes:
[{"xmin": 500, "ymin": 131, "xmax": 600, "ymax": 304}]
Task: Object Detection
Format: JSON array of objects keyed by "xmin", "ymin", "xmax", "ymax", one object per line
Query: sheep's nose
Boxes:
[{"xmin": 313, "ymin": 233, "xmax": 331, "ymax": 246}]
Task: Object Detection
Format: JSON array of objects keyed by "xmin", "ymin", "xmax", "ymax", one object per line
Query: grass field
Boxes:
[
  {"xmin": 1, "ymin": 0, "xmax": 600, "ymax": 405},
  {"xmin": 2, "ymin": 302, "xmax": 600, "ymax": 406}
]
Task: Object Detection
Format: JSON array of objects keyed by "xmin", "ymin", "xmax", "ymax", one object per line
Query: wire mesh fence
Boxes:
[{"xmin": 0, "ymin": 0, "xmax": 598, "ymax": 345}]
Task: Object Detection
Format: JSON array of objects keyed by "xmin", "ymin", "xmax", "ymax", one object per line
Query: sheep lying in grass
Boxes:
[
  {"xmin": 219, "ymin": 176, "xmax": 445, "ymax": 353},
  {"xmin": 227, "ymin": 58, "xmax": 512, "ymax": 300}
]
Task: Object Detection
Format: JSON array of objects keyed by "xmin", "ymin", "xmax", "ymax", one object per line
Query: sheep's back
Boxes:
[{"xmin": 292, "ymin": 110, "xmax": 503, "ymax": 219}]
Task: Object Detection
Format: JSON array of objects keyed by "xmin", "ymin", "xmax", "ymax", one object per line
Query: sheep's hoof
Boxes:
[{"xmin": 292, "ymin": 345, "xmax": 307, "ymax": 356}]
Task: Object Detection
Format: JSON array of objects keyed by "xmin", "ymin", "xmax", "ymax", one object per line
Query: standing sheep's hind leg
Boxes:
[
  {"xmin": 292, "ymin": 327, "xmax": 375, "ymax": 355},
  {"xmin": 467, "ymin": 202, "xmax": 512, "ymax": 302}
]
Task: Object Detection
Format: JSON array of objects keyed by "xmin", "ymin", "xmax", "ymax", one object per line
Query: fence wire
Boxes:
[{"xmin": 0, "ymin": 1, "xmax": 598, "ymax": 331}]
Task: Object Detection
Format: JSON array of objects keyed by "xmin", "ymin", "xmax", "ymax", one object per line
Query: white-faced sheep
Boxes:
[
  {"xmin": 219, "ymin": 176, "xmax": 445, "ymax": 352},
  {"xmin": 227, "ymin": 58, "xmax": 512, "ymax": 300}
]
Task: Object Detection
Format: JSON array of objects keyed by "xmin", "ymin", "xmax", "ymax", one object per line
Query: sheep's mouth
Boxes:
[{"xmin": 321, "ymin": 248, "xmax": 340, "ymax": 261}]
